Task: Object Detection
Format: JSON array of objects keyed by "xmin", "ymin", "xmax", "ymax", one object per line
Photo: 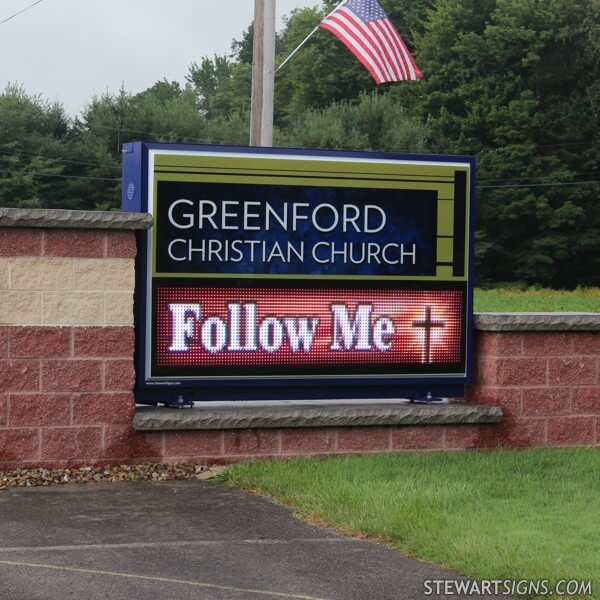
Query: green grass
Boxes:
[
  {"xmin": 225, "ymin": 449, "xmax": 600, "ymax": 598},
  {"xmin": 474, "ymin": 287, "xmax": 600, "ymax": 313}
]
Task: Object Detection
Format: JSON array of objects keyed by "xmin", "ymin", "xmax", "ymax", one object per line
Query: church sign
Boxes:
[{"xmin": 122, "ymin": 143, "xmax": 474, "ymax": 402}]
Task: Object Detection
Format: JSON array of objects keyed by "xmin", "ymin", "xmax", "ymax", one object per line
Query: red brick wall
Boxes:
[
  {"xmin": 0, "ymin": 326, "xmax": 136, "ymax": 466},
  {"xmin": 126, "ymin": 424, "xmax": 498, "ymax": 467},
  {"xmin": 1, "ymin": 225, "xmax": 598, "ymax": 469},
  {"xmin": 0, "ymin": 227, "xmax": 138, "ymax": 469},
  {"xmin": 465, "ymin": 331, "xmax": 600, "ymax": 448},
  {"xmin": 0, "ymin": 228, "xmax": 136, "ymax": 259}
]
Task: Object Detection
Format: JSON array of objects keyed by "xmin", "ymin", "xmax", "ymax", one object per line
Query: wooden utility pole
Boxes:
[{"xmin": 249, "ymin": 0, "xmax": 275, "ymax": 147}]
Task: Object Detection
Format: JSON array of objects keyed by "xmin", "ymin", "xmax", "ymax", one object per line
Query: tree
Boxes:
[
  {"xmin": 230, "ymin": 24, "xmax": 286, "ymax": 64},
  {"xmin": 0, "ymin": 84, "xmax": 79, "ymax": 209},
  {"xmin": 281, "ymin": 92, "xmax": 431, "ymax": 152},
  {"xmin": 405, "ymin": 0, "xmax": 600, "ymax": 287},
  {"xmin": 73, "ymin": 82, "xmax": 207, "ymax": 209},
  {"xmin": 187, "ymin": 56, "xmax": 253, "ymax": 124}
]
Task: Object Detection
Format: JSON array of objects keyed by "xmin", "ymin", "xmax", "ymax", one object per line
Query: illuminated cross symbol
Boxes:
[{"xmin": 412, "ymin": 305, "xmax": 445, "ymax": 363}]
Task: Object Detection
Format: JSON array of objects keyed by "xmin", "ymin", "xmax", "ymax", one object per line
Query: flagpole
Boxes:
[
  {"xmin": 275, "ymin": 25, "xmax": 319, "ymax": 73},
  {"xmin": 250, "ymin": 0, "xmax": 276, "ymax": 146},
  {"xmin": 275, "ymin": 0, "xmax": 349, "ymax": 74}
]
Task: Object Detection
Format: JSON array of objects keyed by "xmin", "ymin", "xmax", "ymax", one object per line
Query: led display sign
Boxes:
[{"xmin": 122, "ymin": 143, "xmax": 474, "ymax": 401}]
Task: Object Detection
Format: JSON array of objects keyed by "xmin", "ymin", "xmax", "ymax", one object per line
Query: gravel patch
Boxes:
[{"xmin": 0, "ymin": 463, "xmax": 227, "ymax": 490}]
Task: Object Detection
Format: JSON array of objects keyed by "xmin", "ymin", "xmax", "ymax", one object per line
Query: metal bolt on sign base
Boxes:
[
  {"xmin": 410, "ymin": 391, "xmax": 445, "ymax": 404},
  {"xmin": 155, "ymin": 395, "xmax": 195, "ymax": 409}
]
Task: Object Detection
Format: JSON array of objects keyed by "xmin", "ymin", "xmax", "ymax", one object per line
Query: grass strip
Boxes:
[
  {"xmin": 225, "ymin": 448, "xmax": 599, "ymax": 598},
  {"xmin": 474, "ymin": 288, "xmax": 600, "ymax": 313}
]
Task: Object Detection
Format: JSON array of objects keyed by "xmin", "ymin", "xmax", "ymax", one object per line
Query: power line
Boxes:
[
  {"xmin": 0, "ymin": 149, "xmax": 118, "ymax": 171},
  {"xmin": 92, "ymin": 125, "xmax": 221, "ymax": 146},
  {"xmin": 0, "ymin": 169, "xmax": 118, "ymax": 182},
  {"xmin": 0, "ymin": 0, "xmax": 45, "ymax": 26},
  {"xmin": 0, "ymin": 166, "xmax": 595, "ymax": 189},
  {"xmin": 1, "ymin": 145, "xmax": 597, "ymax": 184},
  {"xmin": 490, "ymin": 140, "xmax": 597, "ymax": 151},
  {"xmin": 96, "ymin": 124, "xmax": 190, "ymax": 139},
  {"xmin": 477, "ymin": 180, "xmax": 598, "ymax": 190},
  {"xmin": 478, "ymin": 172, "xmax": 598, "ymax": 184}
]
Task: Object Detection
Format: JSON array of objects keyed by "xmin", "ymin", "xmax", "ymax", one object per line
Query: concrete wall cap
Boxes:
[
  {"xmin": 134, "ymin": 401, "xmax": 503, "ymax": 431},
  {"xmin": 0, "ymin": 207, "xmax": 152, "ymax": 230},
  {"xmin": 475, "ymin": 312, "xmax": 600, "ymax": 332}
]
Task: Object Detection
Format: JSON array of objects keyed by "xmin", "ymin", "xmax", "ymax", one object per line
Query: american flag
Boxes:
[{"xmin": 319, "ymin": 0, "xmax": 423, "ymax": 84}]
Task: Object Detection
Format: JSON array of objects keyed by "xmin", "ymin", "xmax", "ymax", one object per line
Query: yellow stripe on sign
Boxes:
[
  {"xmin": 436, "ymin": 265, "xmax": 454, "ymax": 279},
  {"xmin": 156, "ymin": 165, "xmax": 455, "ymax": 185},
  {"xmin": 152, "ymin": 272, "xmax": 467, "ymax": 281},
  {"xmin": 437, "ymin": 200, "xmax": 454, "ymax": 236},
  {"xmin": 154, "ymin": 173, "xmax": 455, "ymax": 196},
  {"xmin": 436, "ymin": 238, "xmax": 454, "ymax": 263},
  {"xmin": 152, "ymin": 154, "xmax": 462, "ymax": 180}
]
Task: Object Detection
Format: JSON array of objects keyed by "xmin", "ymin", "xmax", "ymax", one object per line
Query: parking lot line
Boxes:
[{"xmin": 0, "ymin": 559, "xmax": 331, "ymax": 600}]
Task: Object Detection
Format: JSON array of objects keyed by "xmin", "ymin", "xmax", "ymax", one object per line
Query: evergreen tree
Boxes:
[
  {"xmin": 405, "ymin": 0, "xmax": 600, "ymax": 286},
  {"xmin": 0, "ymin": 85, "xmax": 76, "ymax": 209},
  {"xmin": 281, "ymin": 92, "xmax": 431, "ymax": 152}
]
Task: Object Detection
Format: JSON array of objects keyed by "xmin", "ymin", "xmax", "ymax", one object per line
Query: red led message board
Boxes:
[
  {"xmin": 122, "ymin": 143, "xmax": 475, "ymax": 399},
  {"xmin": 154, "ymin": 287, "xmax": 463, "ymax": 372}
]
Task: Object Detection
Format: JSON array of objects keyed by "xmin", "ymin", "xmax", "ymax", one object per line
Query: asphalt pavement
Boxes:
[{"xmin": 0, "ymin": 480, "xmax": 504, "ymax": 599}]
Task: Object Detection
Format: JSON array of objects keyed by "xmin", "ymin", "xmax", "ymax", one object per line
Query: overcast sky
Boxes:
[{"xmin": 0, "ymin": 0, "xmax": 321, "ymax": 116}]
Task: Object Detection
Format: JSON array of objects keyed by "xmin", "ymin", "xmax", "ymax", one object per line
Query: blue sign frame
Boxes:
[{"xmin": 122, "ymin": 142, "xmax": 475, "ymax": 403}]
